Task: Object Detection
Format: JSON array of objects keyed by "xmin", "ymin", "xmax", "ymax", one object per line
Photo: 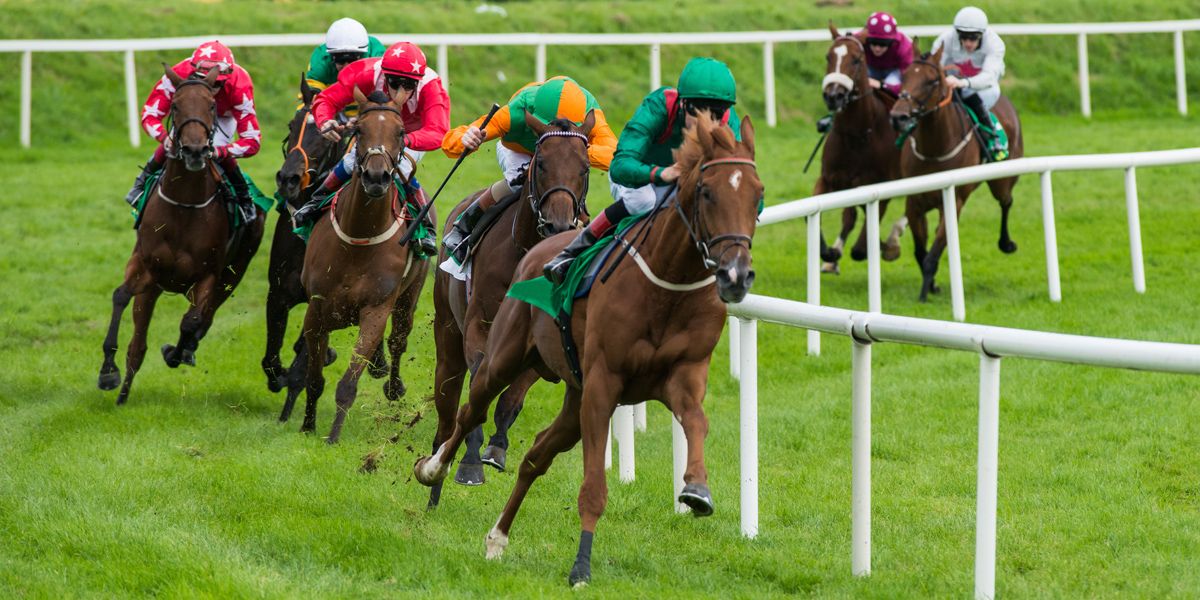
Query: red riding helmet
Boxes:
[
  {"xmin": 191, "ymin": 40, "xmax": 236, "ymax": 80},
  {"xmin": 381, "ymin": 41, "xmax": 427, "ymax": 80}
]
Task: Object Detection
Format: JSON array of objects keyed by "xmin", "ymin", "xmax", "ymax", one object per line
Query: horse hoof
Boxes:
[
  {"xmin": 180, "ymin": 349, "xmax": 196, "ymax": 367},
  {"xmin": 98, "ymin": 370, "xmax": 121, "ymax": 391},
  {"xmin": 324, "ymin": 347, "xmax": 338, "ymax": 366},
  {"xmin": 999, "ymin": 239, "xmax": 1018, "ymax": 254},
  {"xmin": 820, "ymin": 262, "xmax": 840, "ymax": 275},
  {"xmin": 454, "ymin": 461, "xmax": 485, "ymax": 486},
  {"xmin": 678, "ymin": 483, "xmax": 715, "ymax": 517},
  {"xmin": 116, "ymin": 390, "xmax": 130, "ymax": 405},
  {"xmin": 850, "ymin": 248, "xmax": 867, "ymax": 262},
  {"xmin": 383, "ymin": 379, "xmax": 406, "ymax": 401},
  {"xmin": 481, "ymin": 446, "xmax": 507, "ymax": 472},
  {"xmin": 882, "ymin": 242, "xmax": 902, "ymax": 262},
  {"xmin": 367, "ymin": 360, "xmax": 388, "ymax": 379},
  {"xmin": 485, "ymin": 527, "xmax": 509, "ymax": 560},
  {"xmin": 161, "ymin": 344, "xmax": 180, "ymax": 368},
  {"xmin": 568, "ymin": 563, "xmax": 591, "ymax": 588},
  {"xmin": 820, "ymin": 248, "xmax": 842, "ymax": 263},
  {"xmin": 414, "ymin": 456, "xmax": 448, "ymax": 487}
]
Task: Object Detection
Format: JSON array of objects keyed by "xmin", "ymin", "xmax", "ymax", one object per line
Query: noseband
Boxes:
[
  {"xmin": 675, "ymin": 157, "xmax": 758, "ymax": 270},
  {"xmin": 527, "ymin": 129, "xmax": 591, "ymax": 236},
  {"xmin": 821, "ymin": 36, "xmax": 867, "ymax": 111},
  {"xmin": 895, "ymin": 59, "xmax": 955, "ymax": 120},
  {"xmin": 167, "ymin": 79, "xmax": 218, "ymax": 160},
  {"xmin": 352, "ymin": 104, "xmax": 407, "ymax": 191}
]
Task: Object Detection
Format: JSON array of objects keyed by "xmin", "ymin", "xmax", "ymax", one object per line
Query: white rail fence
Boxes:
[
  {"xmin": 755, "ymin": 147, "xmax": 1200, "ymax": 354},
  {"xmin": 723, "ymin": 293, "xmax": 1200, "ymax": 600},
  {"xmin": 3, "ymin": 19, "xmax": 1199, "ymax": 147}
]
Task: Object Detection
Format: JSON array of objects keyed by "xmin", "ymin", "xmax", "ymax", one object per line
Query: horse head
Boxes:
[
  {"xmin": 164, "ymin": 64, "xmax": 219, "ymax": 172},
  {"xmin": 890, "ymin": 42, "xmax": 948, "ymax": 133},
  {"xmin": 823, "ymin": 22, "xmax": 870, "ymax": 112},
  {"xmin": 523, "ymin": 110, "xmax": 594, "ymax": 237},
  {"xmin": 677, "ymin": 113, "xmax": 762, "ymax": 304},
  {"xmin": 351, "ymin": 87, "xmax": 406, "ymax": 198},
  {"xmin": 276, "ymin": 76, "xmax": 336, "ymax": 206}
]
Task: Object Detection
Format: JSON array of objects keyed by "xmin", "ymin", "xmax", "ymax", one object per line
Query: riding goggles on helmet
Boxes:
[
  {"xmin": 193, "ymin": 59, "xmax": 231, "ymax": 75},
  {"xmin": 956, "ymin": 30, "xmax": 983, "ymax": 43},
  {"xmin": 684, "ymin": 98, "xmax": 731, "ymax": 118},
  {"xmin": 331, "ymin": 52, "xmax": 364, "ymax": 65},
  {"xmin": 867, "ymin": 37, "xmax": 895, "ymax": 48},
  {"xmin": 385, "ymin": 74, "xmax": 418, "ymax": 91}
]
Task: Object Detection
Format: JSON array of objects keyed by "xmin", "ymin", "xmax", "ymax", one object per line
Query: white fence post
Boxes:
[
  {"xmin": 738, "ymin": 317, "xmax": 759, "ymax": 539},
  {"xmin": 20, "ymin": 50, "xmax": 32, "ymax": 148},
  {"xmin": 1078, "ymin": 33, "xmax": 1091, "ymax": 118},
  {"xmin": 124, "ymin": 49, "xmax": 140, "ymax": 148},
  {"xmin": 866, "ymin": 200, "xmax": 882, "ymax": 313},
  {"xmin": 437, "ymin": 44, "xmax": 448, "ymax": 88},
  {"xmin": 942, "ymin": 186, "xmax": 966, "ymax": 322},
  {"xmin": 649, "ymin": 43, "xmax": 661, "ymax": 91},
  {"xmin": 1040, "ymin": 172, "xmax": 1061, "ymax": 302},
  {"xmin": 1124, "ymin": 167, "xmax": 1146, "ymax": 293},
  {"xmin": 807, "ymin": 213, "xmax": 821, "ymax": 355},
  {"xmin": 535, "ymin": 43, "xmax": 547, "ymax": 82},
  {"xmin": 1175, "ymin": 31, "xmax": 1187, "ymax": 116},
  {"xmin": 763, "ymin": 41, "xmax": 777, "ymax": 127},
  {"xmin": 975, "ymin": 354, "xmax": 1002, "ymax": 600},
  {"xmin": 672, "ymin": 416, "xmax": 688, "ymax": 514},
  {"xmin": 633, "ymin": 403, "xmax": 647, "ymax": 432},
  {"xmin": 851, "ymin": 340, "xmax": 872, "ymax": 576},
  {"xmin": 729, "ymin": 315, "xmax": 741, "ymax": 380},
  {"xmin": 615, "ymin": 405, "xmax": 635, "ymax": 483}
]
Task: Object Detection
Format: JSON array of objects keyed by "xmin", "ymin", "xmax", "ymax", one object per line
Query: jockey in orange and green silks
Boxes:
[
  {"xmin": 543, "ymin": 57, "xmax": 742, "ymax": 284},
  {"xmin": 440, "ymin": 76, "xmax": 618, "ymax": 253}
]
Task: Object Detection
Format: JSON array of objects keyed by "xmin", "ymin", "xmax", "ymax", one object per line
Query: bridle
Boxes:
[
  {"xmin": 352, "ymin": 104, "xmax": 407, "ymax": 196},
  {"xmin": 895, "ymin": 58, "xmax": 955, "ymax": 121},
  {"xmin": 526, "ymin": 129, "xmax": 591, "ymax": 236},
  {"xmin": 166, "ymin": 78, "xmax": 217, "ymax": 160},
  {"xmin": 822, "ymin": 35, "xmax": 868, "ymax": 112},
  {"xmin": 280, "ymin": 106, "xmax": 341, "ymax": 192},
  {"xmin": 675, "ymin": 157, "xmax": 758, "ymax": 270}
]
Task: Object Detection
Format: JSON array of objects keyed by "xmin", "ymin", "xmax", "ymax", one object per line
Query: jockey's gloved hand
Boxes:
[
  {"xmin": 462, "ymin": 126, "xmax": 485, "ymax": 151},
  {"xmin": 320, "ymin": 120, "xmax": 342, "ymax": 142}
]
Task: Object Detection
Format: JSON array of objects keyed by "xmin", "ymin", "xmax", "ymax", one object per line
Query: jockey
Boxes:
[
  {"xmin": 932, "ymin": 6, "xmax": 1009, "ymax": 160},
  {"xmin": 291, "ymin": 41, "xmax": 450, "ymax": 256},
  {"xmin": 123, "ymin": 40, "xmax": 262, "ymax": 222},
  {"xmin": 543, "ymin": 57, "xmax": 743, "ymax": 284},
  {"xmin": 305, "ymin": 18, "xmax": 387, "ymax": 92},
  {"xmin": 860, "ymin": 11, "xmax": 913, "ymax": 95},
  {"xmin": 440, "ymin": 76, "xmax": 618, "ymax": 258}
]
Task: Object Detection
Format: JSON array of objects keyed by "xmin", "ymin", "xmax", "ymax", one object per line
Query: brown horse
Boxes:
[
  {"xmin": 262, "ymin": 77, "xmax": 347, "ymax": 402},
  {"xmin": 415, "ymin": 113, "xmax": 761, "ymax": 587},
  {"xmin": 890, "ymin": 44, "xmax": 1023, "ymax": 302},
  {"xmin": 818, "ymin": 25, "xmax": 905, "ymax": 274},
  {"xmin": 98, "ymin": 66, "xmax": 265, "ymax": 404},
  {"xmin": 291, "ymin": 88, "xmax": 430, "ymax": 444},
  {"xmin": 430, "ymin": 112, "xmax": 593, "ymax": 495}
]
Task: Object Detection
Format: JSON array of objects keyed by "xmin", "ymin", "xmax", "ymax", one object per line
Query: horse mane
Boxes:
[
  {"xmin": 366, "ymin": 90, "xmax": 390, "ymax": 104},
  {"xmin": 546, "ymin": 117, "xmax": 577, "ymax": 131},
  {"xmin": 676, "ymin": 112, "xmax": 737, "ymax": 186}
]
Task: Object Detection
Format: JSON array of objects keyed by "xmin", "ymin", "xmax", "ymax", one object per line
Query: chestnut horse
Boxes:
[
  {"xmin": 432, "ymin": 113, "xmax": 593, "ymax": 493},
  {"xmin": 98, "ymin": 66, "xmax": 265, "ymax": 404},
  {"xmin": 415, "ymin": 113, "xmax": 761, "ymax": 587},
  {"xmin": 890, "ymin": 45, "xmax": 1023, "ymax": 302},
  {"xmin": 289, "ymin": 89, "xmax": 430, "ymax": 443},
  {"xmin": 818, "ymin": 25, "xmax": 905, "ymax": 274}
]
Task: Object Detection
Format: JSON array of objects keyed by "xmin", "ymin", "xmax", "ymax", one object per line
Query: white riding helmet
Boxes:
[
  {"xmin": 953, "ymin": 6, "xmax": 989, "ymax": 33},
  {"xmin": 325, "ymin": 18, "xmax": 370, "ymax": 54}
]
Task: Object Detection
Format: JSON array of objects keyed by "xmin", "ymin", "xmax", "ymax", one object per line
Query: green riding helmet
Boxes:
[
  {"xmin": 530, "ymin": 77, "xmax": 592, "ymax": 126},
  {"xmin": 676, "ymin": 57, "xmax": 737, "ymax": 103}
]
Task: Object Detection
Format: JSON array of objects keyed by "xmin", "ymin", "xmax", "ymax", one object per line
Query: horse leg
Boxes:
[
  {"xmin": 850, "ymin": 206, "xmax": 873, "ymax": 262},
  {"xmin": 883, "ymin": 209, "xmax": 907, "ymax": 262},
  {"xmin": 906, "ymin": 200, "xmax": 931, "ymax": 302},
  {"xmin": 486, "ymin": 385, "xmax": 582, "ymax": 561},
  {"xmin": 427, "ymin": 286, "xmax": 468, "ymax": 508},
  {"xmin": 367, "ymin": 342, "xmax": 389, "ymax": 379},
  {"xmin": 116, "ymin": 288, "xmax": 162, "ymax": 405},
  {"xmin": 814, "ymin": 178, "xmax": 841, "ymax": 272},
  {"xmin": 279, "ymin": 336, "xmax": 307, "ymax": 423},
  {"xmin": 301, "ymin": 307, "xmax": 328, "ymax": 434},
  {"xmin": 568, "ymin": 370, "xmax": 622, "ymax": 588},
  {"xmin": 162, "ymin": 275, "xmax": 217, "ymax": 368},
  {"xmin": 921, "ymin": 207, "xmax": 955, "ymax": 300},
  {"xmin": 99, "ymin": 285, "xmax": 134, "ymax": 391},
  {"xmin": 483, "ymin": 369, "xmax": 538, "ymax": 472},
  {"xmin": 670, "ymin": 368, "xmax": 715, "ymax": 516},
  {"xmin": 385, "ymin": 279, "xmax": 424, "ymax": 401},
  {"xmin": 325, "ymin": 304, "xmax": 390, "ymax": 444},
  {"xmin": 456, "ymin": 426, "xmax": 486, "ymax": 486},
  {"xmin": 989, "ymin": 178, "xmax": 1019, "ymax": 254},
  {"xmin": 262, "ymin": 278, "xmax": 293, "ymax": 393}
]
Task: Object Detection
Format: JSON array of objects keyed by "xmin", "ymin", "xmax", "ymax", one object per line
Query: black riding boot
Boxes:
[
  {"xmin": 124, "ymin": 160, "xmax": 160, "ymax": 207},
  {"xmin": 224, "ymin": 164, "xmax": 258, "ymax": 223},
  {"xmin": 444, "ymin": 198, "xmax": 487, "ymax": 262},
  {"xmin": 406, "ymin": 186, "xmax": 438, "ymax": 257},
  {"xmin": 543, "ymin": 227, "xmax": 600, "ymax": 285}
]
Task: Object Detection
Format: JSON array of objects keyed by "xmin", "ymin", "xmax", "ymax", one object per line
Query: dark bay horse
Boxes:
[
  {"xmin": 262, "ymin": 77, "xmax": 345, "ymax": 401},
  {"xmin": 818, "ymin": 25, "xmax": 905, "ymax": 274},
  {"xmin": 415, "ymin": 113, "xmax": 761, "ymax": 587},
  {"xmin": 890, "ymin": 44, "xmax": 1023, "ymax": 302},
  {"xmin": 98, "ymin": 66, "xmax": 265, "ymax": 404},
  {"xmin": 291, "ymin": 88, "xmax": 430, "ymax": 444},
  {"xmin": 433, "ymin": 112, "xmax": 593, "ymax": 492}
]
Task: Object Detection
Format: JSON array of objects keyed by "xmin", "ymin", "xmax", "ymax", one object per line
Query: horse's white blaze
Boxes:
[
  {"xmin": 729, "ymin": 170, "xmax": 743, "ymax": 190},
  {"xmin": 833, "ymin": 44, "xmax": 848, "ymax": 72},
  {"xmin": 727, "ymin": 266, "xmax": 738, "ymax": 282}
]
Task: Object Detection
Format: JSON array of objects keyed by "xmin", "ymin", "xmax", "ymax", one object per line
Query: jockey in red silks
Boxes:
[
  {"xmin": 124, "ymin": 40, "xmax": 263, "ymax": 222},
  {"xmin": 859, "ymin": 11, "xmax": 913, "ymax": 95},
  {"xmin": 292, "ymin": 41, "xmax": 450, "ymax": 256}
]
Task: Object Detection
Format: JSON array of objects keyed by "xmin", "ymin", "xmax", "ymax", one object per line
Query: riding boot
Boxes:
[
  {"xmin": 961, "ymin": 93, "xmax": 996, "ymax": 156},
  {"xmin": 443, "ymin": 191, "xmax": 490, "ymax": 261},
  {"xmin": 292, "ymin": 170, "xmax": 344, "ymax": 228},
  {"xmin": 223, "ymin": 164, "xmax": 259, "ymax": 224},
  {"xmin": 542, "ymin": 227, "xmax": 601, "ymax": 285},
  {"xmin": 407, "ymin": 186, "xmax": 438, "ymax": 257},
  {"xmin": 124, "ymin": 159, "xmax": 160, "ymax": 207}
]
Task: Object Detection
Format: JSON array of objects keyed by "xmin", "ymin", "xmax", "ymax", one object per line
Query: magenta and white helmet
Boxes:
[{"xmin": 865, "ymin": 12, "xmax": 903, "ymax": 42}]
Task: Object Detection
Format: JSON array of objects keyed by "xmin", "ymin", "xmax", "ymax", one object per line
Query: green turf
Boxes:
[{"xmin": 3, "ymin": 1, "xmax": 1200, "ymax": 597}]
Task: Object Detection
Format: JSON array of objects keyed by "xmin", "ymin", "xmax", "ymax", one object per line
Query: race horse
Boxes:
[
  {"xmin": 818, "ymin": 24, "xmax": 906, "ymax": 274},
  {"xmin": 890, "ymin": 44, "xmax": 1023, "ymax": 302},
  {"xmin": 430, "ymin": 112, "xmax": 593, "ymax": 495},
  {"xmin": 288, "ymin": 88, "xmax": 430, "ymax": 443},
  {"xmin": 98, "ymin": 66, "xmax": 265, "ymax": 404},
  {"xmin": 415, "ymin": 113, "xmax": 762, "ymax": 587}
]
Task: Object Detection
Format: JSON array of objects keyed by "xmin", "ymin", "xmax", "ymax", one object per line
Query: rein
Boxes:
[
  {"xmin": 166, "ymin": 79, "xmax": 218, "ymax": 161},
  {"xmin": 894, "ymin": 59, "xmax": 973, "ymax": 161},
  {"xmin": 526, "ymin": 129, "xmax": 591, "ymax": 237}
]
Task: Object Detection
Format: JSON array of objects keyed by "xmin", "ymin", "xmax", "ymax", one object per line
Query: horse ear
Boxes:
[
  {"xmin": 911, "ymin": 36, "xmax": 922, "ymax": 60},
  {"xmin": 524, "ymin": 110, "xmax": 549, "ymax": 137},
  {"xmin": 580, "ymin": 109, "xmax": 596, "ymax": 136},
  {"xmin": 739, "ymin": 115, "xmax": 755, "ymax": 157},
  {"xmin": 931, "ymin": 44, "xmax": 944, "ymax": 67},
  {"xmin": 828, "ymin": 19, "xmax": 840, "ymax": 40},
  {"xmin": 163, "ymin": 63, "xmax": 184, "ymax": 89},
  {"xmin": 353, "ymin": 85, "xmax": 369, "ymax": 106},
  {"xmin": 203, "ymin": 66, "xmax": 221, "ymax": 89},
  {"xmin": 300, "ymin": 74, "xmax": 316, "ymax": 106},
  {"xmin": 694, "ymin": 114, "xmax": 715, "ymax": 152}
]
